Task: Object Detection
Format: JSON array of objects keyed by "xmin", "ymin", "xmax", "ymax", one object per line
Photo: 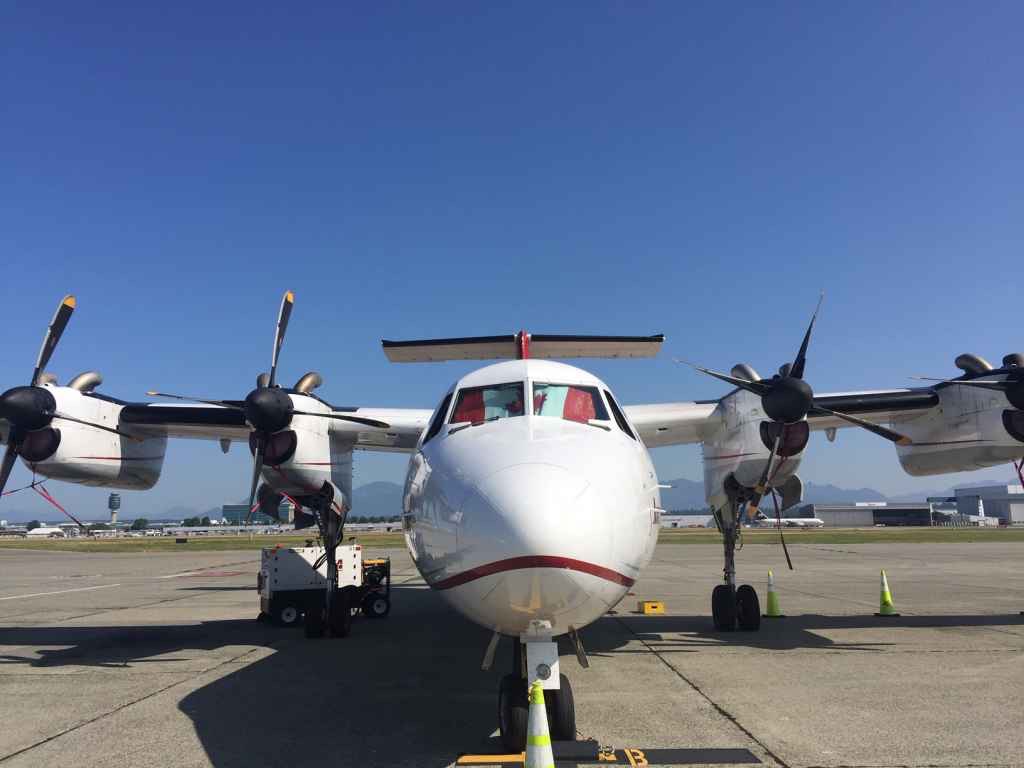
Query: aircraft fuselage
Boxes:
[{"xmin": 401, "ymin": 359, "xmax": 661, "ymax": 637}]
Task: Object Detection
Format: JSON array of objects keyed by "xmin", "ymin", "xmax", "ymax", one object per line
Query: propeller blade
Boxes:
[
  {"xmin": 790, "ymin": 292, "xmax": 823, "ymax": 380},
  {"xmin": 52, "ymin": 413, "xmax": 143, "ymax": 442},
  {"xmin": 268, "ymin": 290, "xmax": 294, "ymax": 388},
  {"xmin": 811, "ymin": 406, "xmax": 913, "ymax": 445},
  {"xmin": 146, "ymin": 391, "xmax": 243, "ymax": 410},
  {"xmin": 245, "ymin": 435, "xmax": 266, "ymax": 525},
  {"xmin": 0, "ymin": 443, "xmax": 18, "ymax": 497},
  {"xmin": 675, "ymin": 360, "xmax": 769, "ymax": 396},
  {"xmin": 292, "ymin": 410, "xmax": 391, "ymax": 429},
  {"xmin": 31, "ymin": 295, "xmax": 76, "ymax": 386}
]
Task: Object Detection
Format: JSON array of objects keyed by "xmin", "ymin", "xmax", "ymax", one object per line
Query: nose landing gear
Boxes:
[{"xmin": 497, "ymin": 635, "xmax": 578, "ymax": 751}]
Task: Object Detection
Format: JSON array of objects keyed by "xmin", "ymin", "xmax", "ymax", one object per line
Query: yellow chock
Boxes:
[
  {"xmin": 525, "ymin": 680, "xmax": 555, "ymax": 768},
  {"xmin": 875, "ymin": 569, "xmax": 900, "ymax": 617},
  {"xmin": 638, "ymin": 600, "xmax": 665, "ymax": 614},
  {"xmin": 763, "ymin": 570, "xmax": 784, "ymax": 618}
]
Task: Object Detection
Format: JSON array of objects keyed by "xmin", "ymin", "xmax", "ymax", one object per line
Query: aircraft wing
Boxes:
[
  {"xmin": 118, "ymin": 402, "xmax": 433, "ymax": 453},
  {"xmin": 622, "ymin": 402, "xmax": 718, "ymax": 447},
  {"xmin": 624, "ymin": 388, "xmax": 939, "ymax": 448},
  {"xmin": 808, "ymin": 389, "xmax": 938, "ymax": 431}
]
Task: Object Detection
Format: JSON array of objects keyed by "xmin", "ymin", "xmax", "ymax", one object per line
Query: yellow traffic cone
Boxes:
[
  {"xmin": 875, "ymin": 569, "xmax": 900, "ymax": 617},
  {"xmin": 763, "ymin": 570, "xmax": 784, "ymax": 618},
  {"xmin": 525, "ymin": 680, "xmax": 555, "ymax": 768}
]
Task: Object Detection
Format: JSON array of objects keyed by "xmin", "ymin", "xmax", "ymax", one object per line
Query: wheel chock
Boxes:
[{"xmin": 638, "ymin": 600, "xmax": 665, "ymax": 615}]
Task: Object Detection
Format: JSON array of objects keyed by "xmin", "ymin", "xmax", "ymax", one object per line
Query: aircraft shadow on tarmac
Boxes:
[
  {"xmin": 2, "ymin": 585, "xmax": 1024, "ymax": 767},
  {"xmin": 584, "ymin": 611, "xmax": 1024, "ymax": 654},
  {"xmin": 0, "ymin": 585, "xmax": 507, "ymax": 768}
]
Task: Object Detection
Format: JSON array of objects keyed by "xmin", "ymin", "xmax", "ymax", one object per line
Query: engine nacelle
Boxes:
[
  {"xmin": 895, "ymin": 382, "xmax": 1024, "ymax": 476},
  {"xmin": 702, "ymin": 389, "xmax": 807, "ymax": 509},
  {"xmin": 25, "ymin": 387, "xmax": 167, "ymax": 490},
  {"xmin": 252, "ymin": 395, "xmax": 354, "ymax": 516}
]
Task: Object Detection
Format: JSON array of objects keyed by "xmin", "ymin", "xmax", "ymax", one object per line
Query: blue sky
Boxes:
[{"xmin": 3, "ymin": 2, "xmax": 1022, "ymax": 518}]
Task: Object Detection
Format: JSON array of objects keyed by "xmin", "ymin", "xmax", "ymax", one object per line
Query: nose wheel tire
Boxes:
[
  {"xmin": 545, "ymin": 673, "xmax": 576, "ymax": 741},
  {"xmin": 498, "ymin": 674, "xmax": 528, "ymax": 752},
  {"xmin": 712, "ymin": 584, "xmax": 737, "ymax": 631},
  {"xmin": 735, "ymin": 584, "xmax": 761, "ymax": 631}
]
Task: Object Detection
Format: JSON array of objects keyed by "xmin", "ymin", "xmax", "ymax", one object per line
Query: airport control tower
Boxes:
[{"xmin": 108, "ymin": 493, "xmax": 120, "ymax": 526}]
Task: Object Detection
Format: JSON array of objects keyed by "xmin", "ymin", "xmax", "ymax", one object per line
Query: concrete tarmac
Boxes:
[{"xmin": 1, "ymin": 539, "xmax": 1023, "ymax": 768}]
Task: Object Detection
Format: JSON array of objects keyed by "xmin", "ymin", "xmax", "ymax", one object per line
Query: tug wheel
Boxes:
[
  {"xmin": 362, "ymin": 594, "xmax": 390, "ymax": 618},
  {"xmin": 275, "ymin": 604, "xmax": 300, "ymax": 627}
]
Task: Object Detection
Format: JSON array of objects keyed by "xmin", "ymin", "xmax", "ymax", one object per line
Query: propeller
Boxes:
[
  {"xmin": 679, "ymin": 294, "xmax": 912, "ymax": 514},
  {"xmin": 0, "ymin": 296, "xmax": 140, "ymax": 497},
  {"xmin": 147, "ymin": 290, "xmax": 391, "ymax": 520}
]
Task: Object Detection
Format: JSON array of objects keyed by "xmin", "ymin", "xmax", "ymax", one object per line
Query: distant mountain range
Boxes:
[{"xmin": 1, "ymin": 476, "xmax": 1015, "ymax": 525}]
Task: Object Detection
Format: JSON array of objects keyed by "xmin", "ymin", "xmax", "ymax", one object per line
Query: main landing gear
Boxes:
[
  {"xmin": 301, "ymin": 483, "xmax": 355, "ymax": 639},
  {"xmin": 711, "ymin": 498, "xmax": 761, "ymax": 632},
  {"xmin": 497, "ymin": 630, "xmax": 577, "ymax": 752}
]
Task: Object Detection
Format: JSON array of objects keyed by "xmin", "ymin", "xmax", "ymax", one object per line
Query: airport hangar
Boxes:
[{"xmin": 662, "ymin": 483, "xmax": 1024, "ymax": 527}]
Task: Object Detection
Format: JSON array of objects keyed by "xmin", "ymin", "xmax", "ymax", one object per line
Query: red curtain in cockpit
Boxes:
[
  {"xmin": 562, "ymin": 387, "xmax": 596, "ymax": 423},
  {"xmin": 451, "ymin": 389, "xmax": 485, "ymax": 423}
]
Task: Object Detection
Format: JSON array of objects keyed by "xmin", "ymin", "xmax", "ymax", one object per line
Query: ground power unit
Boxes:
[{"xmin": 258, "ymin": 545, "xmax": 391, "ymax": 627}]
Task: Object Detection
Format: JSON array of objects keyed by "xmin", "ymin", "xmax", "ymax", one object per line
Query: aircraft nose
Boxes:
[
  {"xmin": 446, "ymin": 462, "xmax": 634, "ymax": 635},
  {"xmin": 460, "ymin": 462, "xmax": 610, "ymax": 567}
]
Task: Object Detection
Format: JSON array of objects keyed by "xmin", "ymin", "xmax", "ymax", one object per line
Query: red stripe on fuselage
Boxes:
[{"xmin": 430, "ymin": 555, "xmax": 635, "ymax": 590}]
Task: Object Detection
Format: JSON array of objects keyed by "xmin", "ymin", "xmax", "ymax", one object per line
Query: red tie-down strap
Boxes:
[{"xmin": 32, "ymin": 484, "xmax": 87, "ymax": 529}]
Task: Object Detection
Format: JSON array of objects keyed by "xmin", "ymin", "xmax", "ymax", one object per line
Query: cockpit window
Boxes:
[
  {"xmin": 422, "ymin": 391, "xmax": 453, "ymax": 444},
  {"xmin": 532, "ymin": 383, "xmax": 609, "ymax": 423},
  {"xmin": 603, "ymin": 389, "xmax": 636, "ymax": 440},
  {"xmin": 450, "ymin": 382, "xmax": 525, "ymax": 424}
]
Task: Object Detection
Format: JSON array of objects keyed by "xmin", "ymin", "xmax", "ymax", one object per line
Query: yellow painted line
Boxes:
[{"xmin": 456, "ymin": 753, "xmax": 524, "ymax": 765}]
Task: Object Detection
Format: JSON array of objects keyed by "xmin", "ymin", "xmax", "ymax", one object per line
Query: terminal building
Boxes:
[
  {"xmin": 222, "ymin": 501, "xmax": 295, "ymax": 525},
  {"xmin": 790, "ymin": 484, "xmax": 1024, "ymax": 527}
]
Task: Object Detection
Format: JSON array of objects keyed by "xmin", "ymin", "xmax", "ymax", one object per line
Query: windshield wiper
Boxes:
[{"xmin": 447, "ymin": 415, "xmax": 508, "ymax": 435}]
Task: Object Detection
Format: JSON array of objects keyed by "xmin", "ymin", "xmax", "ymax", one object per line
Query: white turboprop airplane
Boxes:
[{"xmin": 3, "ymin": 293, "xmax": 1023, "ymax": 749}]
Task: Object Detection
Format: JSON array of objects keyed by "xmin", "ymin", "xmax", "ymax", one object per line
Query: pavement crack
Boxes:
[{"xmin": 613, "ymin": 615, "xmax": 793, "ymax": 768}]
